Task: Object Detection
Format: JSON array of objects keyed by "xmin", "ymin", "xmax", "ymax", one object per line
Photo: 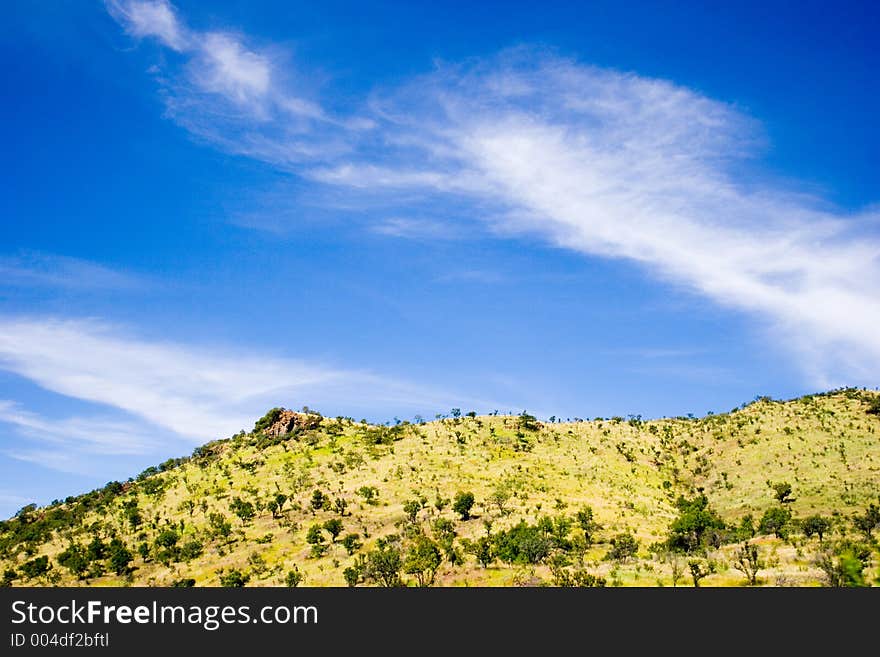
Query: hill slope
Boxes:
[{"xmin": 2, "ymin": 389, "xmax": 879, "ymax": 587}]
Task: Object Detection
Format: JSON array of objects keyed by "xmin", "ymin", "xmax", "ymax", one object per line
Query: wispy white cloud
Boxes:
[
  {"xmin": 106, "ymin": 0, "xmax": 188, "ymax": 51},
  {"xmin": 108, "ymin": 6, "xmax": 880, "ymax": 386},
  {"xmin": 0, "ymin": 317, "xmax": 481, "ymax": 448},
  {"xmin": 108, "ymin": 0, "xmax": 342, "ymax": 164},
  {"xmin": 0, "ymin": 252, "xmax": 142, "ymax": 291},
  {"xmin": 0, "ymin": 400, "xmax": 156, "ymax": 455},
  {"xmin": 372, "ymin": 217, "xmax": 457, "ymax": 240}
]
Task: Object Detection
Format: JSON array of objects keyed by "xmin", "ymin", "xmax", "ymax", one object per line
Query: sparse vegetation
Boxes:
[{"xmin": 1, "ymin": 393, "xmax": 878, "ymax": 587}]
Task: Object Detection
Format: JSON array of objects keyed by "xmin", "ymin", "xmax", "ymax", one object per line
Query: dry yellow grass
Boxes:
[{"xmin": 3, "ymin": 389, "xmax": 878, "ymax": 587}]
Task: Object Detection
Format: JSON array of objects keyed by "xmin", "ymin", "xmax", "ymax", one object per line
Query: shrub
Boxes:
[
  {"xmin": 219, "ymin": 569, "xmax": 249, "ymax": 587},
  {"xmin": 452, "ymin": 491, "xmax": 475, "ymax": 520},
  {"xmin": 403, "ymin": 535, "xmax": 442, "ymax": 587},
  {"xmin": 363, "ymin": 537, "xmax": 403, "ymax": 587},
  {"xmin": 759, "ymin": 506, "xmax": 792, "ymax": 539},
  {"xmin": 57, "ymin": 544, "xmax": 89, "ymax": 578},
  {"xmin": 801, "ymin": 515, "xmax": 831, "ymax": 541},
  {"xmin": 666, "ymin": 495, "xmax": 725, "ymax": 553},
  {"xmin": 493, "ymin": 522, "xmax": 553, "ymax": 565},
  {"xmin": 604, "ymin": 532, "xmax": 639, "ymax": 563},
  {"xmin": 285, "ymin": 566, "xmax": 304, "ymax": 587}
]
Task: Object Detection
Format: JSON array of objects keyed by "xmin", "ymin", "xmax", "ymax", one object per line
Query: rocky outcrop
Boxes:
[{"xmin": 263, "ymin": 409, "xmax": 322, "ymax": 437}]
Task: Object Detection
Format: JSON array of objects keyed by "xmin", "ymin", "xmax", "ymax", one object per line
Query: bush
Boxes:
[
  {"xmin": 816, "ymin": 541, "xmax": 871, "ymax": 587},
  {"xmin": 452, "ymin": 491, "xmax": 475, "ymax": 520},
  {"xmin": 403, "ymin": 534, "xmax": 442, "ymax": 587},
  {"xmin": 666, "ymin": 495, "xmax": 725, "ymax": 553},
  {"xmin": 57, "ymin": 544, "xmax": 89, "ymax": 578},
  {"xmin": 604, "ymin": 532, "xmax": 639, "ymax": 562},
  {"xmin": 230, "ymin": 497, "xmax": 256, "ymax": 524},
  {"xmin": 493, "ymin": 521, "xmax": 553, "ymax": 565},
  {"xmin": 285, "ymin": 566, "xmax": 304, "ymax": 587},
  {"xmin": 219, "ymin": 569, "xmax": 250, "ymax": 587},
  {"xmin": 20, "ymin": 556, "xmax": 51, "ymax": 580},
  {"xmin": 759, "ymin": 506, "xmax": 792, "ymax": 539},
  {"xmin": 801, "ymin": 515, "xmax": 831, "ymax": 541},
  {"xmin": 341, "ymin": 533, "xmax": 362, "ymax": 555},
  {"xmin": 364, "ymin": 537, "xmax": 403, "ymax": 587},
  {"xmin": 108, "ymin": 538, "xmax": 133, "ymax": 575}
]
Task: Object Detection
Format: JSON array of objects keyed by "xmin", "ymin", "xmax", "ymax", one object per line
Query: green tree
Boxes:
[
  {"xmin": 575, "ymin": 505, "xmax": 602, "ymax": 545},
  {"xmin": 57, "ymin": 544, "xmax": 89, "ymax": 579},
  {"xmin": 493, "ymin": 521, "xmax": 553, "ymax": 565},
  {"xmin": 462, "ymin": 536, "xmax": 495, "ymax": 568},
  {"xmin": 108, "ymin": 538, "xmax": 133, "ymax": 575},
  {"xmin": 306, "ymin": 524, "xmax": 327, "ymax": 558},
  {"xmin": 666, "ymin": 495, "xmax": 725, "ymax": 553},
  {"xmin": 357, "ymin": 486, "xmax": 379, "ymax": 505},
  {"xmin": 180, "ymin": 540, "xmax": 203, "ymax": 561},
  {"xmin": 310, "ymin": 489, "xmax": 329, "ymax": 513},
  {"xmin": 770, "ymin": 481, "xmax": 794, "ymax": 504},
  {"xmin": 323, "ymin": 518, "xmax": 344, "ymax": 543},
  {"xmin": 219, "ymin": 569, "xmax": 249, "ymax": 587},
  {"xmin": 604, "ymin": 532, "xmax": 639, "ymax": 563},
  {"xmin": 208, "ymin": 512, "xmax": 232, "ymax": 540},
  {"xmin": 285, "ymin": 566, "xmax": 304, "ymax": 587},
  {"xmin": 490, "ymin": 483, "xmax": 512, "ymax": 514},
  {"xmin": 816, "ymin": 541, "xmax": 871, "ymax": 587},
  {"xmin": 155, "ymin": 529, "xmax": 179, "ymax": 549},
  {"xmin": 736, "ymin": 514, "xmax": 756, "ymax": 540},
  {"xmin": 452, "ymin": 491, "xmax": 475, "ymax": 520},
  {"xmin": 20, "ymin": 556, "xmax": 51, "ymax": 580},
  {"xmin": 403, "ymin": 535, "xmax": 442, "ymax": 587},
  {"xmin": 364, "ymin": 537, "xmax": 403, "ymax": 587},
  {"xmin": 343, "ymin": 563, "xmax": 362, "ymax": 587},
  {"xmin": 403, "ymin": 499, "xmax": 421, "ymax": 524},
  {"xmin": 759, "ymin": 506, "xmax": 792, "ymax": 539},
  {"xmin": 86, "ymin": 536, "xmax": 107, "ymax": 562},
  {"xmin": 431, "ymin": 518, "xmax": 461, "ymax": 565},
  {"xmin": 230, "ymin": 497, "xmax": 255, "ymax": 525},
  {"xmin": 801, "ymin": 515, "xmax": 831, "ymax": 541},
  {"xmin": 687, "ymin": 559, "xmax": 712, "ymax": 587},
  {"xmin": 853, "ymin": 503, "xmax": 880, "ymax": 540},
  {"xmin": 1, "ymin": 568, "xmax": 17, "ymax": 587},
  {"xmin": 341, "ymin": 533, "xmax": 362, "ymax": 555}
]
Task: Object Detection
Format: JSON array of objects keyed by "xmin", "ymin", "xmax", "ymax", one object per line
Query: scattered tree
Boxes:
[
  {"xmin": 323, "ymin": 518, "xmax": 344, "ymax": 543},
  {"xmin": 732, "ymin": 542, "xmax": 763, "ymax": 586},
  {"xmin": 759, "ymin": 506, "xmax": 792, "ymax": 539},
  {"xmin": 341, "ymin": 533, "xmax": 362, "ymax": 555},
  {"xmin": 219, "ymin": 569, "xmax": 249, "ymax": 587},
  {"xmin": 801, "ymin": 515, "xmax": 831, "ymax": 542},
  {"xmin": 403, "ymin": 535, "xmax": 442, "ymax": 587},
  {"xmin": 770, "ymin": 481, "xmax": 794, "ymax": 504},
  {"xmin": 605, "ymin": 532, "xmax": 639, "ymax": 563},
  {"xmin": 452, "ymin": 491, "xmax": 475, "ymax": 520},
  {"xmin": 285, "ymin": 566, "xmax": 304, "ymax": 587},
  {"xmin": 687, "ymin": 559, "xmax": 712, "ymax": 587}
]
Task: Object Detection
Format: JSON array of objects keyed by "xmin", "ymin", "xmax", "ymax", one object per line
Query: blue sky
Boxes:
[{"xmin": 1, "ymin": 0, "xmax": 878, "ymax": 517}]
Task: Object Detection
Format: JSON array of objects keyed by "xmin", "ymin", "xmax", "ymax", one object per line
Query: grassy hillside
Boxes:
[{"xmin": 2, "ymin": 389, "xmax": 879, "ymax": 587}]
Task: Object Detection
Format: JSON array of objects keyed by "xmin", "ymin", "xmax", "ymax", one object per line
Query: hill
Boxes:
[{"xmin": 2, "ymin": 389, "xmax": 879, "ymax": 587}]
